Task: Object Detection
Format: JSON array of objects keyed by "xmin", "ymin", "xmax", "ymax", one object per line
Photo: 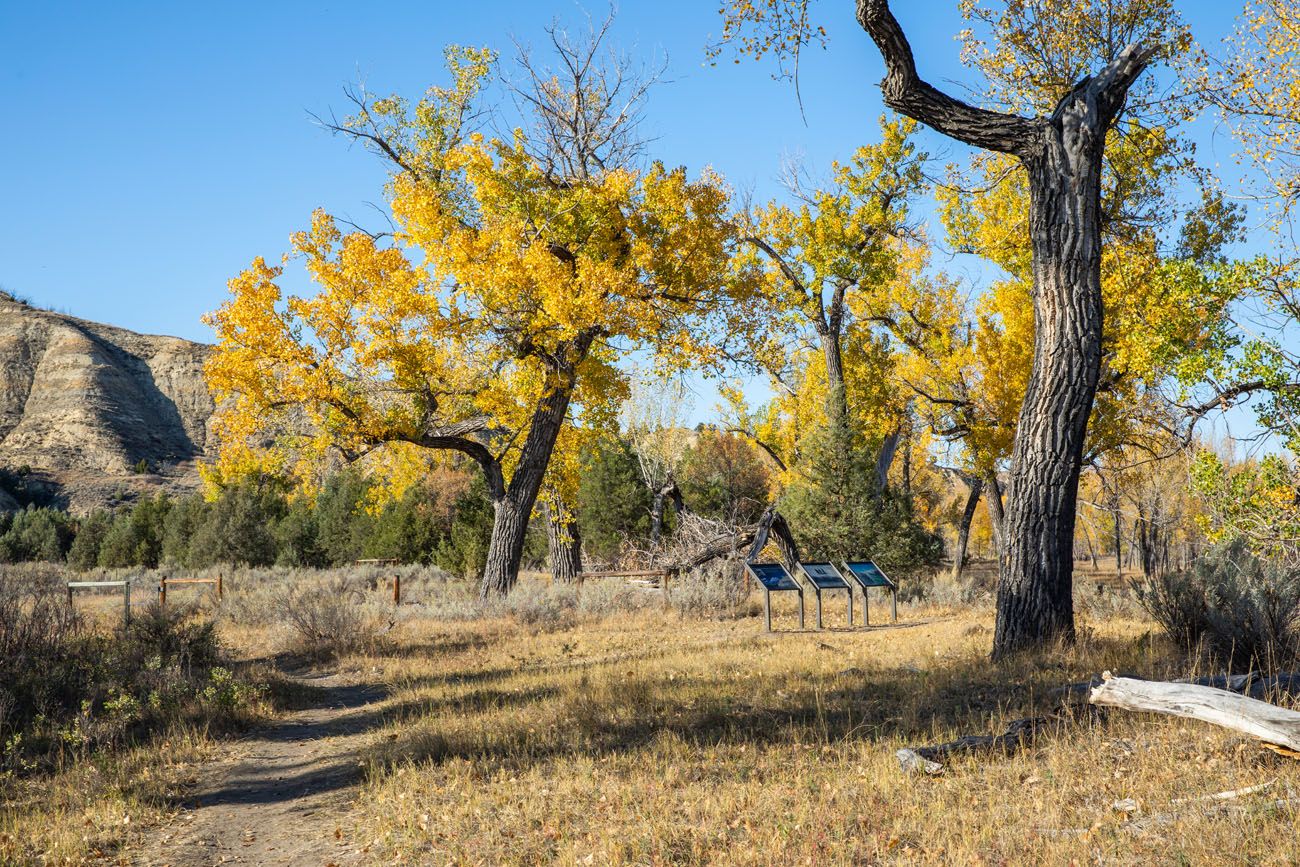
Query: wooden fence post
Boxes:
[
  {"xmin": 123, "ymin": 580, "xmax": 132, "ymax": 627},
  {"xmin": 392, "ymin": 573, "xmax": 401, "ymax": 605},
  {"xmin": 216, "ymin": 574, "xmax": 223, "ymax": 600},
  {"xmin": 158, "ymin": 577, "xmax": 167, "ymax": 607}
]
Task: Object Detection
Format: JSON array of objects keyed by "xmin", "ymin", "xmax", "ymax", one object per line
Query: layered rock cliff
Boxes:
[{"xmin": 0, "ymin": 293, "xmax": 215, "ymax": 512}]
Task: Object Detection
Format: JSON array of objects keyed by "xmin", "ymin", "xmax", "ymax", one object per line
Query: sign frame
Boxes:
[
  {"xmin": 744, "ymin": 561, "xmax": 805, "ymax": 632},
  {"xmin": 797, "ymin": 561, "xmax": 853, "ymax": 629},
  {"xmin": 841, "ymin": 560, "xmax": 899, "ymax": 625}
]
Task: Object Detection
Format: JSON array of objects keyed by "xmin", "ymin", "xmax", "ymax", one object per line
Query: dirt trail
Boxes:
[{"xmin": 131, "ymin": 673, "xmax": 388, "ymax": 867}]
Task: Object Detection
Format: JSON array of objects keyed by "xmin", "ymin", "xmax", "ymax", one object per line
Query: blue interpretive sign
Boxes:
[
  {"xmin": 800, "ymin": 562, "xmax": 850, "ymax": 590},
  {"xmin": 746, "ymin": 562, "xmax": 801, "ymax": 592},
  {"xmin": 799, "ymin": 561, "xmax": 852, "ymax": 629},
  {"xmin": 746, "ymin": 562, "xmax": 805, "ymax": 631},
  {"xmin": 842, "ymin": 560, "xmax": 896, "ymax": 589}
]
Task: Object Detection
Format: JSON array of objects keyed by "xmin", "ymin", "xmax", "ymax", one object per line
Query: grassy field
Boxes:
[
  {"xmin": 6, "ymin": 567, "xmax": 1300, "ymax": 864},
  {"xmin": 337, "ymin": 587, "xmax": 1300, "ymax": 865}
]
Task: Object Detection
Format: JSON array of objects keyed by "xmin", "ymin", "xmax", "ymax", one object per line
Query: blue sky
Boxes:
[{"xmin": 0, "ymin": 1, "xmax": 1253, "ymax": 431}]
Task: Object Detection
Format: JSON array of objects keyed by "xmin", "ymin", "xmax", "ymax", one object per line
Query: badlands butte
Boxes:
[{"xmin": 0, "ymin": 291, "xmax": 214, "ymax": 514}]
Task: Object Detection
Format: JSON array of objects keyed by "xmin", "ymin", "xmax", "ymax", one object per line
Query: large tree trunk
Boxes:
[
  {"xmin": 649, "ymin": 476, "xmax": 683, "ymax": 548},
  {"xmin": 992, "ymin": 136, "xmax": 1107, "ymax": 657},
  {"xmin": 856, "ymin": 1, "xmax": 1153, "ymax": 659},
  {"xmin": 746, "ymin": 506, "xmax": 803, "ymax": 567},
  {"xmin": 545, "ymin": 500, "xmax": 583, "ymax": 584},
  {"xmin": 875, "ymin": 430, "xmax": 901, "ymax": 492},
  {"xmin": 479, "ymin": 334, "xmax": 593, "ymax": 598},
  {"xmin": 649, "ymin": 488, "xmax": 666, "ymax": 548},
  {"xmin": 820, "ymin": 330, "xmax": 849, "ymax": 422},
  {"xmin": 952, "ymin": 475, "xmax": 984, "ymax": 581}
]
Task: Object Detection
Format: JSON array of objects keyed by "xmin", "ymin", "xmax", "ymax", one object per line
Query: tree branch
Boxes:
[{"xmin": 855, "ymin": 0, "xmax": 1039, "ymax": 155}]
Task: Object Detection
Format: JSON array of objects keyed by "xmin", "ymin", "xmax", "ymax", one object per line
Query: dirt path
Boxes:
[{"xmin": 131, "ymin": 673, "xmax": 388, "ymax": 867}]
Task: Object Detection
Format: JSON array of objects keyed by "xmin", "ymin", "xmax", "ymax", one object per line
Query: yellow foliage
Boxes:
[{"xmin": 205, "ymin": 46, "xmax": 738, "ymax": 510}]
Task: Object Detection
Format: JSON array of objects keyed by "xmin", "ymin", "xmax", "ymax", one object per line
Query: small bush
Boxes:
[
  {"xmin": 1133, "ymin": 540, "xmax": 1300, "ymax": 669},
  {"xmin": 0, "ymin": 567, "xmax": 82, "ymax": 749},
  {"xmin": 281, "ymin": 576, "xmax": 386, "ymax": 657},
  {"xmin": 502, "ymin": 582, "xmax": 579, "ymax": 630},
  {"xmin": 0, "ymin": 567, "xmax": 263, "ymax": 773},
  {"xmin": 671, "ymin": 560, "xmax": 753, "ymax": 619}
]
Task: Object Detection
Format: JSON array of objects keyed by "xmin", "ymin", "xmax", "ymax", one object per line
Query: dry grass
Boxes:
[
  {"xmin": 325, "ymin": 587, "xmax": 1300, "ymax": 865},
  {"xmin": 10, "ymin": 565, "xmax": 1300, "ymax": 864},
  {"xmin": 0, "ymin": 731, "xmax": 218, "ymax": 865}
]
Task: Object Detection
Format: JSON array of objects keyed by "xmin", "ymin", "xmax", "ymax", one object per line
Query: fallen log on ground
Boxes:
[
  {"xmin": 1089, "ymin": 672, "xmax": 1300, "ymax": 753},
  {"xmin": 1057, "ymin": 671, "xmax": 1300, "ymax": 703},
  {"xmin": 895, "ymin": 711, "xmax": 1100, "ymax": 773}
]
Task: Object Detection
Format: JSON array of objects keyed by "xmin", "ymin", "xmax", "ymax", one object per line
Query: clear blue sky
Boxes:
[{"xmin": 0, "ymin": 1, "xmax": 1249, "ymax": 426}]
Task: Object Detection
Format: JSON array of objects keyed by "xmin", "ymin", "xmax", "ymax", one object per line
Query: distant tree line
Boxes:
[{"xmin": 0, "ymin": 426, "xmax": 940, "ymax": 577}]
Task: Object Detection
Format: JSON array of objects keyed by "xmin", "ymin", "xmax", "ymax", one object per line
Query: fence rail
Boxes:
[
  {"xmin": 158, "ymin": 575, "xmax": 223, "ymax": 606},
  {"xmin": 578, "ymin": 568, "xmax": 675, "ymax": 601},
  {"xmin": 66, "ymin": 579, "xmax": 134, "ymax": 625}
]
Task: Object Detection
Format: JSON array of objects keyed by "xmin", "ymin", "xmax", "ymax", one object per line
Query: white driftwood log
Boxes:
[{"xmin": 1090, "ymin": 673, "xmax": 1300, "ymax": 752}]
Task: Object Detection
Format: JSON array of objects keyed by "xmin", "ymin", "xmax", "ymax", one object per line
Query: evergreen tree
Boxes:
[
  {"xmin": 0, "ymin": 507, "xmax": 74, "ymax": 563},
  {"xmin": 576, "ymin": 436, "xmax": 652, "ymax": 561},
  {"xmin": 781, "ymin": 417, "xmax": 941, "ymax": 579},
  {"xmin": 67, "ymin": 510, "xmax": 112, "ymax": 571},
  {"xmin": 187, "ymin": 481, "xmax": 284, "ymax": 567}
]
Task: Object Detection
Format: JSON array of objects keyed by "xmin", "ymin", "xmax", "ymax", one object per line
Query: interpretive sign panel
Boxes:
[
  {"xmin": 801, "ymin": 562, "xmax": 849, "ymax": 590},
  {"xmin": 746, "ymin": 562, "xmax": 800, "ymax": 592},
  {"xmin": 842, "ymin": 560, "xmax": 896, "ymax": 589}
]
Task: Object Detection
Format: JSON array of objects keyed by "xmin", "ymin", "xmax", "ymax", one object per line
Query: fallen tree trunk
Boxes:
[
  {"xmin": 902, "ymin": 715, "xmax": 1053, "ymax": 764},
  {"xmin": 1090, "ymin": 674, "xmax": 1300, "ymax": 752}
]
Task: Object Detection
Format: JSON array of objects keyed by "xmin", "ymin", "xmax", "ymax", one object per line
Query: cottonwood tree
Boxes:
[
  {"xmin": 721, "ymin": 119, "xmax": 932, "ymax": 510},
  {"xmin": 733, "ymin": 116, "xmax": 925, "ymax": 441},
  {"xmin": 719, "ymin": 0, "xmax": 1182, "ymax": 656},
  {"xmin": 206, "ymin": 23, "xmax": 739, "ymax": 598}
]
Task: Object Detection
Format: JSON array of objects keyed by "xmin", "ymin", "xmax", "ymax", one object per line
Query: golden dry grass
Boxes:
[
  {"xmin": 10, "ymin": 574, "xmax": 1300, "ymax": 865},
  {"xmin": 0, "ymin": 731, "xmax": 217, "ymax": 865},
  {"xmin": 333, "ymin": 592, "xmax": 1300, "ymax": 865}
]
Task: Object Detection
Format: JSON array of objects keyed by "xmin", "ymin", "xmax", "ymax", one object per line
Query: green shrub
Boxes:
[
  {"xmin": 1134, "ymin": 540, "xmax": 1300, "ymax": 669},
  {"xmin": 781, "ymin": 417, "xmax": 941, "ymax": 578},
  {"xmin": 0, "ymin": 508, "xmax": 74, "ymax": 563},
  {"xmin": 0, "ymin": 569, "xmax": 262, "ymax": 773}
]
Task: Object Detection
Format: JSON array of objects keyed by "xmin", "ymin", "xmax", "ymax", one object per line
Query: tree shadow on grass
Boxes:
[{"xmin": 363, "ymin": 632, "xmax": 1167, "ymax": 776}]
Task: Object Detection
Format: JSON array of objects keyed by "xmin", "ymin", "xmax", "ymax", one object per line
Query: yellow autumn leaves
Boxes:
[{"xmin": 204, "ymin": 46, "xmax": 741, "ymax": 510}]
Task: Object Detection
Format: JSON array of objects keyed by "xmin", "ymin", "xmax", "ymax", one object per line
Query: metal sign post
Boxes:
[
  {"xmin": 841, "ymin": 561, "xmax": 899, "ymax": 626},
  {"xmin": 745, "ymin": 562, "xmax": 804, "ymax": 632},
  {"xmin": 798, "ymin": 562, "xmax": 852, "ymax": 629}
]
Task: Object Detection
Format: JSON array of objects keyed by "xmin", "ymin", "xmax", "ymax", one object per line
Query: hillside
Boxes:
[{"xmin": 0, "ymin": 292, "xmax": 214, "ymax": 513}]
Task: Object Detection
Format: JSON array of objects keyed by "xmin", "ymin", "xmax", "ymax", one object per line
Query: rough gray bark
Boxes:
[
  {"xmin": 901, "ymin": 435, "xmax": 912, "ymax": 497},
  {"xmin": 820, "ymin": 329, "xmax": 849, "ymax": 423},
  {"xmin": 479, "ymin": 332, "xmax": 594, "ymax": 598},
  {"xmin": 650, "ymin": 487, "xmax": 667, "ymax": 548},
  {"xmin": 984, "ymin": 470, "xmax": 1005, "ymax": 559},
  {"xmin": 545, "ymin": 499, "xmax": 583, "ymax": 584},
  {"xmin": 875, "ymin": 429, "xmax": 901, "ymax": 492},
  {"xmin": 649, "ymin": 475, "xmax": 685, "ymax": 548},
  {"xmin": 856, "ymin": 0, "xmax": 1155, "ymax": 658},
  {"xmin": 952, "ymin": 475, "xmax": 984, "ymax": 581},
  {"xmin": 746, "ymin": 506, "xmax": 803, "ymax": 568}
]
